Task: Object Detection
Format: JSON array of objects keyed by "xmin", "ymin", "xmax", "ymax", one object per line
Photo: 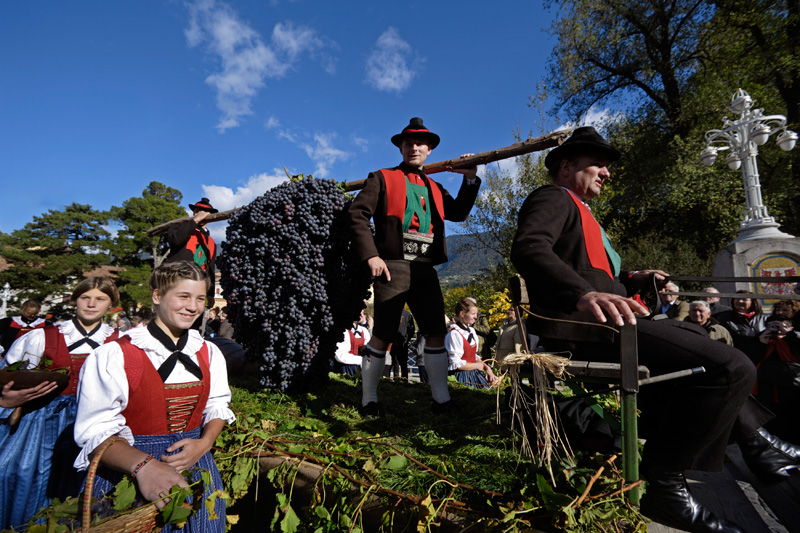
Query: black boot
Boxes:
[
  {"xmin": 640, "ymin": 469, "xmax": 743, "ymax": 533},
  {"xmin": 739, "ymin": 427, "xmax": 800, "ymax": 483}
]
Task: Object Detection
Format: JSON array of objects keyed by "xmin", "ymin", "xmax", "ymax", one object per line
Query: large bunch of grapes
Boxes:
[{"xmin": 218, "ymin": 176, "xmax": 371, "ymax": 393}]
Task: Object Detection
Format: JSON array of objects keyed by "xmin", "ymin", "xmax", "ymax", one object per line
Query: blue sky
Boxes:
[{"xmin": 0, "ymin": 0, "xmax": 569, "ymax": 243}]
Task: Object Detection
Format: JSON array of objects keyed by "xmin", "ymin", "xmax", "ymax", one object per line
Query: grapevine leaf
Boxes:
[
  {"xmin": 112, "ymin": 476, "xmax": 136, "ymax": 511},
  {"xmin": 159, "ymin": 485, "xmax": 193, "ymax": 525},
  {"xmin": 280, "ymin": 504, "xmax": 301, "ymax": 533},
  {"xmin": 380, "ymin": 455, "xmax": 407, "ymax": 470},
  {"xmin": 536, "ymin": 474, "xmax": 572, "ymax": 511}
]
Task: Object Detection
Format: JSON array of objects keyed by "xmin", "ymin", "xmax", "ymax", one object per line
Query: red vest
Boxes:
[
  {"xmin": 382, "ymin": 169, "xmax": 445, "ymax": 233},
  {"xmin": 117, "ymin": 336, "xmax": 211, "ymax": 435},
  {"xmin": 186, "ymin": 230, "xmax": 216, "ymax": 271},
  {"xmin": 42, "ymin": 325, "xmax": 120, "ymax": 395},
  {"xmin": 347, "ymin": 328, "xmax": 365, "ymax": 356},
  {"xmin": 454, "ymin": 327, "xmax": 478, "ymax": 364},
  {"xmin": 565, "ymin": 189, "xmax": 613, "ymax": 280}
]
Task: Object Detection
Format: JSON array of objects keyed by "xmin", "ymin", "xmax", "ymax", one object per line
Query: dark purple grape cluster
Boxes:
[{"xmin": 218, "ymin": 176, "xmax": 370, "ymax": 393}]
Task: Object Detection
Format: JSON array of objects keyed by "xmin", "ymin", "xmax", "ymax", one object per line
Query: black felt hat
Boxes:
[
  {"xmin": 391, "ymin": 117, "xmax": 440, "ymax": 149},
  {"xmin": 544, "ymin": 126, "xmax": 621, "ymax": 171},
  {"xmin": 188, "ymin": 197, "xmax": 218, "ymax": 214}
]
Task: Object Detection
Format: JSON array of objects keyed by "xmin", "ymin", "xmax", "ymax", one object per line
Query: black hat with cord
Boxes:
[
  {"xmin": 391, "ymin": 117, "xmax": 440, "ymax": 149},
  {"xmin": 544, "ymin": 126, "xmax": 621, "ymax": 172},
  {"xmin": 188, "ymin": 197, "xmax": 218, "ymax": 214}
]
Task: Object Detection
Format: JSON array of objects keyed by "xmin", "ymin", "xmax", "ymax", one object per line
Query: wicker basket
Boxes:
[{"xmin": 78, "ymin": 437, "xmax": 161, "ymax": 533}]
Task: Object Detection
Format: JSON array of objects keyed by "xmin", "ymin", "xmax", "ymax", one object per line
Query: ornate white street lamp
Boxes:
[
  {"xmin": 700, "ymin": 89, "xmax": 798, "ymax": 241},
  {"xmin": 0, "ymin": 282, "xmax": 16, "ymax": 320}
]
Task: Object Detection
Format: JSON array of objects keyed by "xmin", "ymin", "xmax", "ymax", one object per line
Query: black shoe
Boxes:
[
  {"xmin": 360, "ymin": 401, "xmax": 381, "ymax": 419},
  {"xmin": 640, "ymin": 469, "xmax": 743, "ymax": 533},
  {"xmin": 431, "ymin": 399, "xmax": 457, "ymax": 415},
  {"xmin": 739, "ymin": 427, "xmax": 800, "ymax": 483}
]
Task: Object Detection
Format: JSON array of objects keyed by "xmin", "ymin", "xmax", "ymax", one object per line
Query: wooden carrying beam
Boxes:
[{"xmin": 146, "ymin": 129, "xmax": 571, "ymax": 237}]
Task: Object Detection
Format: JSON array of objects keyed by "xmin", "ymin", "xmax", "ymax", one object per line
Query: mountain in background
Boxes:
[{"xmin": 435, "ymin": 233, "xmax": 503, "ymax": 287}]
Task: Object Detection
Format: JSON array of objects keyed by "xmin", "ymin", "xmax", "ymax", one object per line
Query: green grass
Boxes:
[{"xmin": 217, "ymin": 369, "xmax": 646, "ymax": 532}]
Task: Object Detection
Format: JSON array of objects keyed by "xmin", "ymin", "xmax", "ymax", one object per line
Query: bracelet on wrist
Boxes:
[{"xmin": 131, "ymin": 455, "xmax": 156, "ymax": 478}]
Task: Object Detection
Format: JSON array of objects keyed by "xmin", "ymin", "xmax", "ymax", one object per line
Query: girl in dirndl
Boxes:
[
  {"xmin": 445, "ymin": 298, "xmax": 498, "ymax": 389},
  {"xmin": 0, "ymin": 276, "xmax": 120, "ymax": 529},
  {"xmin": 334, "ymin": 310, "xmax": 371, "ymax": 376},
  {"xmin": 74, "ymin": 261, "xmax": 234, "ymax": 533}
]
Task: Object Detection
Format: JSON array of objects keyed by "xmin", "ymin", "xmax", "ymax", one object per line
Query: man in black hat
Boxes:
[
  {"xmin": 511, "ymin": 126, "xmax": 800, "ymax": 532},
  {"xmin": 349, "ymin": 117, "xmax": 481, "ymax": 416},
  {"xmin": 165, "ymin": 197, "xmax": 218, "ymax": 306}
]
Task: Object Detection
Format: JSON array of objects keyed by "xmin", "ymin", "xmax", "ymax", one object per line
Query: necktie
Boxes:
[
  {"xmin": 67, "ymin": 319, "xmax": 102, "ymax": 351},
  {"xmin": 147, "ymin": 322, "xmax": 203, "ymax": 382},
  {"xmin": 456, "ymin": 322, "xmax": 475, "ymax": 344}
]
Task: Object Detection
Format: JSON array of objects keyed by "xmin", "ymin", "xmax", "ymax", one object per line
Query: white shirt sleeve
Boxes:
[
  {"xmin": 3, "ymin": 328, "xmax": 47, "ymax": 367},
  {"xmin": 334, "ymin": 331, "xmax": 351, "ymax": 364},
  {"xmin": 203, "ymin": 341, "xmax": 236, "ymax": 427},
  {"xmin": 334, "ymin": 330, "xmax": 362, "ymax": 366},
  {"xmin": 73, "ymin": 342, "xmax": 134, "ymax": 470},
  {"xmin": 445, "ymin": 329, "xmax": 466, "ymax": 371}
]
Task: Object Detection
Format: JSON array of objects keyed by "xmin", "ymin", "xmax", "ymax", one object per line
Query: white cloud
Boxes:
[
  {"xmin": 299, "ymin": 133, "xmax": 352, "ymax": 178},
  {"xmin": 558, "ymin": 105, "xmax": 623, "ymax": 132},
  {"xmin": 352, "ymin": 135, "xmax": 369, "ymax": 152},
  {"xmin": 276, "ymin": 128, "xmax": 298, "ymax": 144},
  {"xmin": 201, "ymin": 169, "xmax": 289, "ymax": 243},
  {"xmin": 272, "ymin": 22, "xmax": 337, "ymax": 75},
  {"xmin": 364, "ymin": 27, "xmax": 421, "ymax": 93},
  {"xmin": 265, "ymin": 115, "xmax": 280, "ymax": 129},
  {"xmin": 476, "ymin": 156, "xmax": 523, "ymax": 183},
  {"xmin": 184, "ymin": 1, "xmax": 336, "ymax": 132},
  {"xmin": 268, "ymin": 120, "xmax": 354, "ymax": 177}
]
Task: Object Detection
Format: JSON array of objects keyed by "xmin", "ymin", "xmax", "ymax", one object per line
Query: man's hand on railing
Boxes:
[
  {"xmin": 577, "ymin": 291, "xmax": 650, "ymax": 327},
  {"xmin": 628, "ymin": 269, "xmax": 669, "ymax": 291}
]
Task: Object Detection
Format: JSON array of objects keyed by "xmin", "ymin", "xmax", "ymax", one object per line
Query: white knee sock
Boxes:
[
  {"xmin": 424, "ymin": 346, "xmax": 451, "ymax": 404},
  {"xmin": 361, "ymin": 345, "xmax": 386, "ymax": 406}
]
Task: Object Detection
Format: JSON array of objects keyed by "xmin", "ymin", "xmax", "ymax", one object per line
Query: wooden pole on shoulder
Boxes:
[{"xmin": 146, "ymin": 129, "xmax": 571, "ymax": 236}]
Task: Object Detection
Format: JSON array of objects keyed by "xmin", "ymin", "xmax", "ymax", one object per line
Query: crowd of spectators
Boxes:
[{"xmin": 676, "ymin": 284, "xmax": 800, "ymax": 444}]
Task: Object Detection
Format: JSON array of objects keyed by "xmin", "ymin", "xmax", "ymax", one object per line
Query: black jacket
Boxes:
[{"xmin": 348, "ymin": 162, "xmax": 480, "ymax": 266}]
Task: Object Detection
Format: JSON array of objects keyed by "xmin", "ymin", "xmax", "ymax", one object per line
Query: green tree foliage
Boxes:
[
  {"xmin": 547, "ymin": 0, "xmax": 714, "ymax": 135},
  {"xmin": 0, "ymin": 204, "xmax": 111, "ymax": 301},
  {"xmin": 108, "ymin": 181, "xmax": 187, "ymax": 309},
  {"xmin": 710, "ymin": 0, "xmax": 800, "ymax": 127}
]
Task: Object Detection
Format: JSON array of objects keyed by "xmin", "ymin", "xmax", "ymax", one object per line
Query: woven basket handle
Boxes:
[{"xmin": 82, "ymin": 436, "xmax": 128, "ymax": 529}]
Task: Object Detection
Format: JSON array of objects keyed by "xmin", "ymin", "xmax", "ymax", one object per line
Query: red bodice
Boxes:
[
  {"xmin": 41, "ymin": 325, "xmax": 120, "ymax": 395},
  {"xmin": 347, "ymin": 328, "xmax": 365, "ymax": 355},
  {"xmin": 459, "ymin": 333, "xmax": 478, "ymax": 364},
  {"xmin": 116, "ymin": 336, "xmax": 211, "ymax": 435}
]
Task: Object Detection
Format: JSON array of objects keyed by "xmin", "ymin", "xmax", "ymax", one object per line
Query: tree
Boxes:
[
  {"xmin": 710, "ymin": 0, "xmax": 800, "ymax": 127},
  {"xmin": 0, "ymin": 204, "xmax": 111, "ymax": 301},
  {"xmin": 547, "ymin": 0, "xmax": 714, "ymax": 136},
  {"xmin": 108, "ymin": 181, "xmax": 187, "ymax": 309}
]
